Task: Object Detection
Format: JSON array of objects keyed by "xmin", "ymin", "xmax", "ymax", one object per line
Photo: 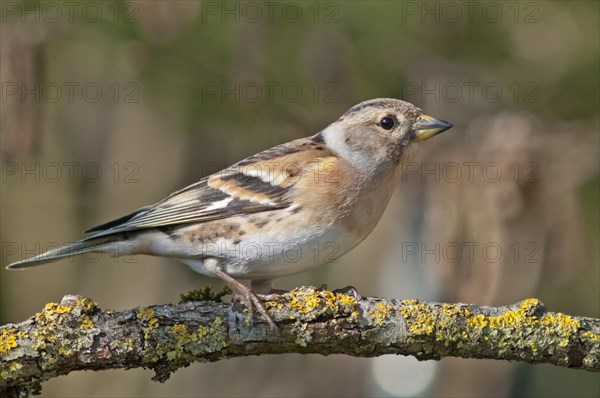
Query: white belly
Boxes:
[{"xmin": 179, "ymin": 223, "xmax": 361, "ymax": 280}]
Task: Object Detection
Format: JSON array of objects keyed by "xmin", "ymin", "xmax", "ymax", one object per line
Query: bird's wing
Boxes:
[{"xmin": 83, "ymin": 135, "xmax": 330, "ymax": 238}]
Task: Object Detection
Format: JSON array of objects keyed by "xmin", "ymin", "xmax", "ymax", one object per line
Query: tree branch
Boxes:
[{"xmin": 1, "ymin": 286, "xmax": 599, "ymax": 397}]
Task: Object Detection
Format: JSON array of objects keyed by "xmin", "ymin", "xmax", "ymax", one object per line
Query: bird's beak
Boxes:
[{"xmin": 412, "ymin": 114, "xmax": 453, "ymax": 142}]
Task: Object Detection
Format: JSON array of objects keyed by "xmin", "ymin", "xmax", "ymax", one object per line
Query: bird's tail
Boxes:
[{"xmin": 6, "ymin": 235, "xmax": 125, "ymax": 269}]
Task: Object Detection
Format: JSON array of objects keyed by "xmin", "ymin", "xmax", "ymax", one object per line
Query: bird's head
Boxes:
[{"xmin": 320, "ymin": 98, "xmax": 453, "ymax": 174}]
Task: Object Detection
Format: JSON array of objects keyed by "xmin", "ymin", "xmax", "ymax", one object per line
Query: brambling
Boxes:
[{"xmin": 7, "ymin": 98, "xmax": 452, "ymax": 327}]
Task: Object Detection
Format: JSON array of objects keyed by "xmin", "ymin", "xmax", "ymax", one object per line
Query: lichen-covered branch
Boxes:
[{"xmin": 1, "ymin": 287, "xmax": 599, "ymax": 397}]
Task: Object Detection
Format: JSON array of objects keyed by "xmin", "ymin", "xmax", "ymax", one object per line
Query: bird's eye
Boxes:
[{"xmin": 378, "ymin": 116, "xmax": 395, "ymax": 130}]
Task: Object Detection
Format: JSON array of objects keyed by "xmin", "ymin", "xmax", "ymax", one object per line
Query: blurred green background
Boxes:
[{"xmin": 1, "ymin": 1, "xmax": 598, "ymax": 397}]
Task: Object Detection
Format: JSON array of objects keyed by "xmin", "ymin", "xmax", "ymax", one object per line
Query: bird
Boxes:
[{"xmin": 6, "ymin": 98, "xmax": 453, "ymax": 327}]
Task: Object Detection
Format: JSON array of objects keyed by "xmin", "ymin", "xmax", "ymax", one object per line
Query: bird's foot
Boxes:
[
  {"xmin": 216, "ymin": 270, "xmax": 277, "ymax": 329},
  {"xmin": 331, "ymin": 285, "xmax": 361, "ymax": 300},
  {"xmin": 230, "ymin": 288, "xmax": 278, "ymax": 329}
]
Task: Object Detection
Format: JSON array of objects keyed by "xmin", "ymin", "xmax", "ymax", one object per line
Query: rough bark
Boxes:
[{"xmin": 1, "ymin": 287, "xmax": 599, "ymax": 397}]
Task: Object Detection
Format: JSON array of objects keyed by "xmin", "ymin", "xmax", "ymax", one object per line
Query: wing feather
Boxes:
[{"xmin": 83, "ymin": 137, "xmax": 330, "ymax": 239}]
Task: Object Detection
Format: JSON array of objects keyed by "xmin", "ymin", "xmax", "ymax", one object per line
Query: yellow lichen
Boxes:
[
  {"xmin": 27, "ymin": 297, "xmax": 97, "ymax": 364},
  {"xmin": 289, "ymin": 288, "xmax": 326, "ymax": 314},
  {"xmin": 294, "ymin": 323, "xmax": 312, "ymax": 346},
  {"xmin": 170, "ymin": 324, "xmax": 188, "ymax": 335},
  {"xmin": 398, "ymin": 298, "xmax": 581, "ymax": 355},
  {"xmin": 541, "ymin": 313, "xmax": 580, "ymax": 333},
  {"xmin": 582, "ymin": 331, "xmax": 600, "ymax": 343},
  {"xmin": 461, "ymin": 298, "xmax": 584, "ymax": 355},
  {"xmin": 467, "ymin": 314, "xmax": 488, "ymax": 329},
  {"xmin": 0, "ymin": 329, "xmax": 18, "ymax": 355},
  {"xmin": 399, "ymin": 300, "xmax": 436, "ymax": 336},
  {"xmin": 0, "ymin": 362, "xmax": 23, "ymax": 380},
  {"xmin": 434, "ymin": 304, "xmax": 472, "ymax": 343},
  {"xmin": 465, "ymin": 299, "xmax": 540, "ymax": 332},
  {"xmin": 80, "ymin": 315, "xmax": 94, "ymax": 329},
  {"xmin": 10, "ymin": 362, "xmax": 22, "ymax": 372},
  {"xmin": 31, "ymin": 302, "xmax": 74, "ymax": 333},
  {"xmin": 137, "ymin": 307, "xmax": 155, "ymax": 320},
  {"xmin": 287, "ymin": 287, "xmax": 359, "ymax": 320},
  {"xmin": 539, "ymin": 313, "xmax": 581, "ymax": 347},
  {"xmin": 520, "ymin": 298, "xmax": 542, "ymax": 309},
  {"xmin": 114, "ymin": 338, "xmax": 134, "ymax": 355},
  {"xmin": 76, "ymin": 297, "xmax": 97, "ymax": 312},
  {"xmin": 137, "ymin": 307, "xmax": 159, "ymax": 340},
  {"xmin": 147, "ymin": 318, "xmax": 227, "ymax": 363},
  {"xmin": 336, "ymin": 294, "xmax": 358, "ymax": 308},
  {"xmin": 369, "ymin": 302, "xmax": 393, "ymax": 326},
  {"xmin": 265, "ymin": 301, "xmax": 284, "ymax": 310},
  {"xmin": 43, "ymin": 302, "xmax": 72, "ymax": 315},
  {"xmin": 57, "ymin": 346, "xmax": 72, "ymax": 356}
]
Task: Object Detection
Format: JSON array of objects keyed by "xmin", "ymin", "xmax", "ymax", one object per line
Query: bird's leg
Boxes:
[{"xmin": 214, "ymin": 269, "xmax": 277, "ymax": 328}]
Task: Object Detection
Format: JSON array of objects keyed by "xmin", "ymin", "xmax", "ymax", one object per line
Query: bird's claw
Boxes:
[
  {"xmin": 232, "ymin": 291, "xmax": 278, "ymax": 329},
  {"xmin": 332, "ymin": 285, "xmax": 361, "ymax": 300}
]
